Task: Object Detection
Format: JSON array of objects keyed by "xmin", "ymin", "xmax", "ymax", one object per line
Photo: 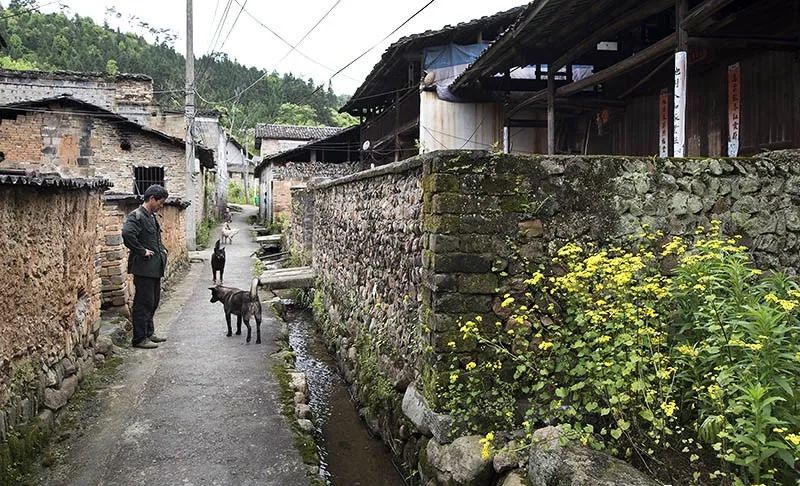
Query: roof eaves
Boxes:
[{"xmin": 340, "ymin": 5, "xmax": 526, "ymax": 113}]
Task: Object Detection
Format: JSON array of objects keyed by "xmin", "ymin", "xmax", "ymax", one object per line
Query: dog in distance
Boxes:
[
  {"xmin": 211, "ymin": 239, "xmax": 226, "ymax": 284},
  {"xmin": 208, "ymin": 278, "xmax": 262, "ymax": 344},
  {"xmin": 221, "ymin": 223, "xmax": 240, "ymax": 245}
]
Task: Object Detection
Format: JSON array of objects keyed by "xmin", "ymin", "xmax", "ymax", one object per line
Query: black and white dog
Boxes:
[
  {"xmin": 211, "ymin": 239, "xmax": 226, "ymax": 284},
  {"xmin": 208, "ymin": 278, "xmax": 262, "ymax": 344}
]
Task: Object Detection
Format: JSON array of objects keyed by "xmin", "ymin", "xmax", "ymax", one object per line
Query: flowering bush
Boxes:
[{"xmin": 440, "ymin": 223, "xmax": 800, "ymax": 485}]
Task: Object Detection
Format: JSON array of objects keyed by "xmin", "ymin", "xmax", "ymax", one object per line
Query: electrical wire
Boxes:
[
  {"xmin": 274, "ymin": 0, "xmax": 342, "ymax": 66},
  {"xmin": 217, "ymin": 0, "xmax": 249, "ymax": 51},
  {"xmin": 0, "ymin": 0, "xmax": 64, "ymax": 20},
  {"xmin": 297, "ymin": 0, "xmax": 438, "ymax": 106}
]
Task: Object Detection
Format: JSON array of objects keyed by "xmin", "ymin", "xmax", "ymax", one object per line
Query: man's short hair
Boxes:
[{"xmin": 143, "ymin": 184, "xmax": 169, "ymax": 202}]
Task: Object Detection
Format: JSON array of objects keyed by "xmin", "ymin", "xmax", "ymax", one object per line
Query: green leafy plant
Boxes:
[{"xmin": 439, "ymin": 223, "xmax": 800, "ymax": 485}]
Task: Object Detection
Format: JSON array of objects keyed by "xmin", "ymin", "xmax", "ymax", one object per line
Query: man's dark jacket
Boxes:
[{"xmin": 122, "ymin": 206, "xmax": 168, "ymax": 278}]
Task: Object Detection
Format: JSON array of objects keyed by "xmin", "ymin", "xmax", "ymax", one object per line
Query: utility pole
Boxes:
[{"xmin": 185, "ymin": 0, "xmax": 197, "ymax": 250}]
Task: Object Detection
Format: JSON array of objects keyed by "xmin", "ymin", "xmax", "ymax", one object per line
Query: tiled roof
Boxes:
[
  {"xmin": 0, "ymin": 168, "xmax": 112, "ymax": 190},
  {"xmin": 255, "ymin": 124, "xmax": 343, "ymax": 141}
]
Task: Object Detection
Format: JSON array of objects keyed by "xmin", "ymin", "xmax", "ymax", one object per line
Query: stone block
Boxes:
[
  {"xmin": 434, "ymin": 293, "xmax": 492, "ymax": 313},
  {"xmin": 429, "ymin": 234, "xmax": 460, "ymax": 253},
  {"xmin": 61, "ymin": 375, "xmax": 79, "ymax": 400},
  {"xmin": 432, "ymin": 253, "xmax": 492, "ymax": 273},
  {"xmin": 401, "ymin": 385, "xmax": 454, "ymax": 444},
  {"xmin": 422, "ymin": 436, "xmax": 493, "ymax": 485},
  {"xmin": 44, "ymin": 387, "xmax": 68, "ymax": 410},
  {"xmin": 458, "ymin": 274, "xmax": 498, "ymax": 294},
  {"xmin": 518, "ymin": 219, "xmax": 544, "ymax": 238},
  {"xmin": 423, "ymin": 214, "xmax": 462, "ymax": 234},
  {"xmin": 528, "ymin": 426, "xmax": 659, "ymax": 486},
  {"xmin": 105, "ymin": 234, "xmax": 123, "ymax": 246},
  {"xmin": 422, "ymin": 173, "xmax": 460, "ymax": 193},
  {"xmin": 461, "ymin": 174, "xmax": 519, "ymax": 195}
]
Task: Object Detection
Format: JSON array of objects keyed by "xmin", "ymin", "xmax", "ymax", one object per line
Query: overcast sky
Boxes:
[{"xmin": 13, "ymin": 0, "xmax": 529, "ymax": 96}]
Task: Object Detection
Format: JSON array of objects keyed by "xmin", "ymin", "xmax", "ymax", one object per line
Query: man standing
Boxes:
[{"xmin": 122, "ymin": 184, "xmax": 169, "ymax": 349}]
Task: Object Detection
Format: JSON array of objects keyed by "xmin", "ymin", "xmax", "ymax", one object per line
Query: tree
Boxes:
[
  {"xmin": 274, "ymin": 103, "xmax": 319, "ymax": 126},
  {"xmin": 105, "ymin": 58, "xmax": 118, "ymax": 75}
]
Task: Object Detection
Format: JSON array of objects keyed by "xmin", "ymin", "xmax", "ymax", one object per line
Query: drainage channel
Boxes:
[{"xmin": 285, "ymin": 307, "xmax": 407, "ymax": 486}]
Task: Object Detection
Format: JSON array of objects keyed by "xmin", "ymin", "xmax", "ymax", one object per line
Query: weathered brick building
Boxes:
[
  {"xmin": 0, "ymin": 69, "xmax": 159, "ymax": 126},
  {"xmin": 0, "ymin": 95, "xmax": 211, "ymax": 312}
]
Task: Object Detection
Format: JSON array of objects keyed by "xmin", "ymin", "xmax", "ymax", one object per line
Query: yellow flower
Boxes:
[
  {"xmin": 597, "ymin": 335, "xmax": 611, "ymax": 344},
  {"xmin": 500, "ymin": 297, "xmax": 515, "ymax": 308},
  {"xmin": 465, "ymin": 362, "xmax": 477, "ymax": 371},
  {"xmin": 527, "ymin": 272, "xmax": 545, "ymax": 286},
  {"xmin": 786, "ymin": 433, "xmax": 800, "ymax": 446},
  {"xmin": 708, "ymin": 384, "xmax": 722, "ymax": 400},
  {"xmin": 475, "ymin": 315, "xmax": 483, "ymax": 322},
  {"xmin": 660, "ymin": 401, "xmax": 677, "ymax": 417},
  {"xmin": 764, "ymin": 293, "xmax": 780, "ymax": 303},
  {"xmin": 778, "ymin": 299, "xmax": 797, "ymax": 312},
  {"xmin": 479, "ymin": 431, "xmax": 495, "ymax": 460},
  {"xmin": 449, "ymin": 373, "xmax": 458, "ymax": 383},
  {"xmin": 447, "ymin": 341, "xmax": 456, "ymax": 348},
  {"xmin": 676, "ymin": 344, "xmax": 699, "ymax": 358},
  {"xmin": 538, "ymin": 341, "xmax": 554, "ymax": 350}
]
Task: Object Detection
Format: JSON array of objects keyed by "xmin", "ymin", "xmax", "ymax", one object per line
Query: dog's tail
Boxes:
[
  {"xmin": 214, "ymin": 239, "xmax": 221, "ymax": 250},
  {"xmin": 250, "ymin": 277, "xmax": 260, "ymax": 299}
]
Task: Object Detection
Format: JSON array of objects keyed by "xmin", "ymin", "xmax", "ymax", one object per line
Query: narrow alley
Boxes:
[{"xmin": 26, "ymin": 207, "xmax": 308, "ymax": 486}]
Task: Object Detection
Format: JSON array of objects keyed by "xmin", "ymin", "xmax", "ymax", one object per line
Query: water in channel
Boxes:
[{"xmin": 286, "ymin": 307, "xmax": 406, "ymax": 486}]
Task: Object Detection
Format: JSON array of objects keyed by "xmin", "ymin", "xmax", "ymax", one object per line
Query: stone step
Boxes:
[{"xmin": 259, "ymin": 266, "xmax": 315, "ymax": 290}]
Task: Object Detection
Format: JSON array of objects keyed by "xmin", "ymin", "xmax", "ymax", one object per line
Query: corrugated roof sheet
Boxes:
[
  {"xmin": 0, "ymin": 169, "xmax": 112, "ymax": 190},
  {"xmin": 255, "ymin": 124, "xmax": 342, "ymax": 141}
]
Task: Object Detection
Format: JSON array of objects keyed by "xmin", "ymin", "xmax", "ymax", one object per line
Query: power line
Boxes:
[
  {"xmin": 298, "ymin": 0, "xmax": 438, "ymax": 105},
  {"xmin": 230, "ymin": 0, "xmax": 346, "ymax": 76},
  {"xmin": 218, "ymin": 0, "xmax": 249, "ymax": 51},
  {"xmin": 275, "ymin": 0, "xmax": 342, "ymax": 65},
  {"xmin": 0, "ymin": 0, "xmax": 64, "ymax": 20}
]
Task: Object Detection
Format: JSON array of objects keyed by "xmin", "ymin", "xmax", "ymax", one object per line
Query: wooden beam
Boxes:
[
  {"xmin": 617, "ymin": 55, "xmax": 673, "ymax": 99},
  {"xmin": 547, "ymin": 70, "xmax": 555, "ymax": 155},
  {"xmin": 689, "ymin": 36, "xmax": 800, "ymax": 51},
  {"xmin": 681, "ymin": 0, "xmax": 737, "ymax": 32},
  {"xmin": 558, "ymin": 34, "xmax": 677, "ymax": 96},
  {"xmin": 550, "ymin": 0, "xmax": 674, "ymax": 72}
]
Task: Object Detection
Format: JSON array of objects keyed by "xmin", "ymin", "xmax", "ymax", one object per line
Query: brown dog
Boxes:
[{"xmin": 208, "ymin": 278, "xmax": 262, "ymax": 344}]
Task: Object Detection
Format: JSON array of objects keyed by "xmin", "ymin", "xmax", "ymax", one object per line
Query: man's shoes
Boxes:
[
  {"xmin": 148, "ymin": 334, "xmax": 167, "ymax": 343},
  {"xmin": 133, "ymin": 338, "xmax": 158, "ymax": 349}
]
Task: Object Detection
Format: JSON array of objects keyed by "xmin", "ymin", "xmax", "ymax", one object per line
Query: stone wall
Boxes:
[
  {"xmin": 419, "ymin": 149, "xmax": 800, "ymax": 386},
  {"xmin": 269, "ymin": 161, "xmax": 365, "ymax": 222},
  {"xmin": 306, "ymin": 158, "xmax": 424, "ymax": 443},
  {"xmin": 0, "ymin": 183, "xmax": 111, "ymax": 446},
  {"xmin": 289, "ymin": 187, "xmax": 313, "ymax": 265},
  {"xmin": 293, "ymin": 149, "xmax": 800, "ymax": 481}
]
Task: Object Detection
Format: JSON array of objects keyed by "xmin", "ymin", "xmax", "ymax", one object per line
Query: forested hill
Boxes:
[{"xmin": 0, "ymin": 0, "xmax": 356, "ymax": 145}]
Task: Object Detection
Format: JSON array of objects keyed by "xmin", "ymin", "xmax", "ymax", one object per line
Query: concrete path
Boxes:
[{"xmin": 30, "ymin": 206, "xmax": 308, "ymax": 486}]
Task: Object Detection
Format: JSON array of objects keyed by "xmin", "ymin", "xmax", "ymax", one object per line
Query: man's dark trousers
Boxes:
[{"xmin": 132, "ymin": 275, "xmax": 161, "ymax": 345}]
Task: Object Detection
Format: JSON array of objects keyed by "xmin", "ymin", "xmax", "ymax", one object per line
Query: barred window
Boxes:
[{"xmin": 133, "ymin": 166, "xmax": 165, "ymax": 195}]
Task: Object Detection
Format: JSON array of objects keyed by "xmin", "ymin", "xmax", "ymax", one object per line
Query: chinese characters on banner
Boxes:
[
  {"xmin": 659, "ymin": 89, "xmax": 669, "ymax": 157},
  {"xmin": 673, "ymin": 51, "xmax": 687, "ymax": 157},
  {"xmin": 728, "ymin": 63, "xmax": 741, "ymax": 157}
]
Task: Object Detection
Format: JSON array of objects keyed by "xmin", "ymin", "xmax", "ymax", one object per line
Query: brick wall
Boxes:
[
  {"xmin": 0, "ymin": 106, "xmax": 187, "ymax": 198},
  {"xmin": 0, "ymin": 70, "xmax": 157, "ymax": 118}
]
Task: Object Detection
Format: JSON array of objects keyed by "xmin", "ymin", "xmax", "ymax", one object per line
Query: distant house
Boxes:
[
  {"xmin": 0, "ymin": 95, "xmax": 213, "ymax": 313},
  {"xmin": 255, "ymin": 123, "xmax": 342, "ymax": 158},
  {"xmin": 254, "ymin": 125, "xmax": 363, "ymax": 222}
]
